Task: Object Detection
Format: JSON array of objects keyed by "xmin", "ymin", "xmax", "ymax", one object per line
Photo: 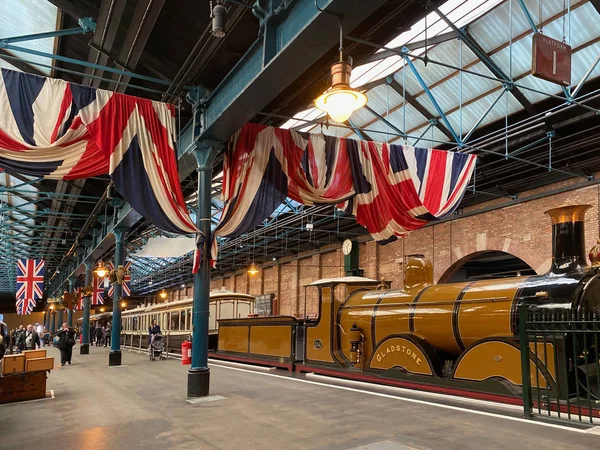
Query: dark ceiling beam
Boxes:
[
  {"xmin": 46, "ymin": 0, "xmax": 99, "ymax": 20},
  {"xmin": 106, "ymin": 0, "xmax": 166, "ymax": 93},
  {"xmin": 83, "ymin": 0, "xmax": 128, "ymax": 88},
  {"xmin": 387, "ymin": 78, "xmax": 455, "ymax": 142},
  {"xmin": 436, "ymin": 10, "xmax": 537, "ymax": 116},
  {"xmin": 590, "ymin": 0, "xmax": 600, "ymax": 15}
]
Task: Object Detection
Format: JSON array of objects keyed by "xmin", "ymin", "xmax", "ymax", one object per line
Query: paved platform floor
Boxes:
[{"xmin": 1, "ymin": 345, "xmax": 599, "ymax": 450}]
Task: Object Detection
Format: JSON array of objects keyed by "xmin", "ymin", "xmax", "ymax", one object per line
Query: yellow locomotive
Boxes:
[{"xmin": 216, "ymin": 205, "xmax": 600, "ymax": 402}]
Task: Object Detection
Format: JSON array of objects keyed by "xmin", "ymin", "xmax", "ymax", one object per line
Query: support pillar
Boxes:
[
  {"xmin": 57, "ymin": 309, "xmax": 63, "ymax": 329},
  {"xmin": 67, "ymin": 278, "xmax": 75, "ymax": 327},
  {"xmin": 51, "ymin": 312, "xmax": 56, "ymax": 333},
  {"xmin": 44, "ymin": 310, "xmax": 49, "ymax": 331},
  {"xmin": 109, "ymin": 229, "xmax": 125, "ymax": 366},
  {"xmin": 80, "ymin": 261, "xmax": 92, "ymax": 355},
  {"xmin": 187, "ymin": 141, "xmax": 216, "ymax": 398}
]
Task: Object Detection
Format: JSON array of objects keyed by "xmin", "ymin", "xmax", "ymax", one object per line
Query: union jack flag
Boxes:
[
  {"xmin": 16, "ymin": 259, "xmax": 44, "ymax": 301},
  {"xmin": 0, "ymin": 69, "xmax": 198, "ymax": 242},
  {"xmin": 212, "ymin": 123, "xmax": 476, "ymax": 262},
  {"xmin": 108, "ymin": 261, "xmax": 131, "ymax": 297},
  {"xmin": 16, "ymin": 297, "xmax": 36, "ymax": 315},
  {"xmin": 75, "ymin": 287, "xmax": 84, "ymax": 311},
  {"xmin": 92, "ymin": 276, "xmax": 104, "ymax": 305}
]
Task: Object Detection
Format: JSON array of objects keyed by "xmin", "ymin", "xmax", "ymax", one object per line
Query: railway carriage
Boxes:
[{"xmin": 121, "ymin": 289, "xmax": 254, "ymax": 353}]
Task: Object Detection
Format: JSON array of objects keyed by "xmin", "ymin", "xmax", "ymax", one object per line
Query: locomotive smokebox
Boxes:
[{"xmin": 544, "ymin": 204, "xmax": 591, "ymax": 274}]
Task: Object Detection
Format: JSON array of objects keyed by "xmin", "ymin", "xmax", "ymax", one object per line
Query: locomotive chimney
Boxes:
[{"xmin": 544, "ymin": 204, "xmax": 591, "ymax": 273}]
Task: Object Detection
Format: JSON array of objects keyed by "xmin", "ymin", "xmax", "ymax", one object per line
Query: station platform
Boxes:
[{"xmin": 1, "ymin": 346, "xmax": 599, "ymax": 450}]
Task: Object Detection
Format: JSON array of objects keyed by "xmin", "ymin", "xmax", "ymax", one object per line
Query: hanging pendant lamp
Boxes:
[
  {"xmin": 94, "ymin": 260, "xmax": 108, "ymax": 278},
  {"xmin": 314, "ymin": 17, "xmax": 367, "ymax": 123}
]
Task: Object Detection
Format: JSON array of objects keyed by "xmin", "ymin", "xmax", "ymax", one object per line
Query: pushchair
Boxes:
[{"xmin": 149, "ymin": 334, "xmax": 166, "ymax": 361}]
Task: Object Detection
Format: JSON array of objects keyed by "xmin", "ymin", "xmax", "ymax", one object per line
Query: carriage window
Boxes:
[
  {"xmin": 171, "ymin": 311, "xmax": 180, "ymax": 330},
  {"xmin": 180, "ymin": 310, "xmax": 187, "ymax": 331},
  {"xmin": 187, "ymin": 308, "xmax": 192, "ymax": 329},
  {"xmin": 132, "ymin": 316, "xmax": 138, "ymax": 331}
]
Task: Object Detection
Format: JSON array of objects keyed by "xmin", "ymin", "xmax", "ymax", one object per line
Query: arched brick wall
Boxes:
[{"xmin": 438, "ymin": 235, "xmax": 549, "ymax": 283}]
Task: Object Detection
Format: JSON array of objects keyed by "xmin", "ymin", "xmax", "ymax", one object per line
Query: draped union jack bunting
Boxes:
[
  {"xmin": 213, "ymin": 123, "xmax": 476, "ymax": 261},
  {"xmin": 92, "ymin": 276, "xmax": 104, "ymax": 306},
  {"xmin": 107, "ymin": 261, "xmax": 131, "ymax": 297},
  {"xmin": 75, "ymin": 288, "xmax": 84, "ymax": 311},
  {"xmin": 0, "ymin": 69, "xmax": 198, "ymax": 237}
]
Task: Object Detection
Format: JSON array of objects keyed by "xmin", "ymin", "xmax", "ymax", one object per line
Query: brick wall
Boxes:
[{"xmin": 209, "ymin": 180, "xmax": 600, "ymax": 317}]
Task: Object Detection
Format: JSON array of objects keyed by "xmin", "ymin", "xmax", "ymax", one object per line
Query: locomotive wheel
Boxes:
[{"xmin": 368, "ymin": 334, "xmax": 441, "ymax": 376}]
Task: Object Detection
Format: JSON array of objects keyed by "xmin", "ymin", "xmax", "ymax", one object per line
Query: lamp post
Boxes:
[
  {"xmin": 109, "ymin": 229, "xmax": 125, "ymax": 366},
  {"xmin": 80, "ymin": 261, "xmax": 92, "ymax": 354}
]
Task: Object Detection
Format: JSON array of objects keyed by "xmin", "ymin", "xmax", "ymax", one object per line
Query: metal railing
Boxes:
[{"xmin": 519, "ymin": 305, "xmax": 600, "ymax": 424}]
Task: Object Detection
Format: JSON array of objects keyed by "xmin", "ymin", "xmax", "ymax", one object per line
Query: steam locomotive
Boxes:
[{"xmin": 215, "ymin": 205, "xmax": 600, "ymax": 403}]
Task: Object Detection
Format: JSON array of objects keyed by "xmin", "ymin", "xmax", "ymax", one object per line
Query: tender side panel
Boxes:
[
  {"xmin": 249, "ymin": 325, "xmax": 293, "ymax": 358},
  {"xmin": 458, "ymin": 278, "xmax": 523, "ymax": 349},
  {"xmin": 218, "ymin": 325, "xmax": 250, "ymax": 353}
]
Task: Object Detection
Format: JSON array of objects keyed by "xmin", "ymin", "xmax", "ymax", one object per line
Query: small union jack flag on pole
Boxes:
[
  {"xmin": 76, "ymin": 287, "xmax": 84, "ymax": 311},
  {"xmin": 92, "ymin": 276, "xmax": 105, "ymax": 305},
  {"xmin": 16, "ymin": 259, "xmax": 45, "ymax": 301},
  {"xmin": 108, "ymin": 261, "xmax": 131, "ymax": 298}
]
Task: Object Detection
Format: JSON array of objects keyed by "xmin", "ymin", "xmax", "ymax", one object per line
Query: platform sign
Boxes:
[
  {"xmin": 255, "ymin": 293, "xmax": 274, "ymax": 316},
  {"xmin": 532, "ymin": 33, "xmax": 571, "ymax": 86}
]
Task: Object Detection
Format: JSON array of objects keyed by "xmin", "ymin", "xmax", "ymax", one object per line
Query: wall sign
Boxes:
[{"xmin": 255, "ymin": 293, "xmax": 275, "ymax": 316}]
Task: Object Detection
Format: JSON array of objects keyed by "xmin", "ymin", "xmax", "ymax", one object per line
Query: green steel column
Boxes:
[
  {"xmin": 109, "ymin": 229, "xmax": 124, "ymax": 366},
  {"xmin": 80, "ymin": 261, "xmax": 92, "ymax": 355},
  {"xmin": 187, "ymin": 142, "xmax": 215, "ymax": 398},
  {"xmin": 51, "ymin": 311, "xmax": 56, "ymax": 333},
  {"xmin": 44, "ymin": 309, "xmax": 49, "ymax": 330},
  {"xmin": 67, "ymin": 278, "xmax": 74, "ymax": 327},
  {"xmin": 57, "ymin": 309, "xmax": 63, "ymax": 329}
]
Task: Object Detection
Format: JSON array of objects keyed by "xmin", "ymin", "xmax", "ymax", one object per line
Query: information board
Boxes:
[{"xmin": 255, "ymin": 293, "xmax": 274, "ymax": 316}]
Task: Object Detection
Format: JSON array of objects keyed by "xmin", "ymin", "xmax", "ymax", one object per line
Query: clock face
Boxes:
[{"xmin": 343, "ymin": 239, "xmax": 353, "ymax": 255}]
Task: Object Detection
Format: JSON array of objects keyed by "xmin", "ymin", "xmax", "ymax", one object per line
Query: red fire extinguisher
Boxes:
[{"xmin": 181, "ymin": 339, "xmax": 192, "ymax": 365}]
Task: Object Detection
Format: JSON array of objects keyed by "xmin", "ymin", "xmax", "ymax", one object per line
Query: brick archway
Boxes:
[{"xmin": 436, "ymin": 235, "xmax": 549, "ymax": 283}]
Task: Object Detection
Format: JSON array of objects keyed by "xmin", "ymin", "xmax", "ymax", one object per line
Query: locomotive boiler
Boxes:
[{"xmin": 216, "ymin": 205, "xmax": 600, "ymax": 401}]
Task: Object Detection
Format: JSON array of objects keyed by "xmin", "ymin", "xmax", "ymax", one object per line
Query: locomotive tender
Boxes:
[{"xmin": 216, "ymin": 205, "xmax": 600, "ymax": 401}]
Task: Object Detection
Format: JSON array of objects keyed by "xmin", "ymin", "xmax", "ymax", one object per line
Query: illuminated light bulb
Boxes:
[
  {"xmin": 247, "ymin": 263, "xmax": 259, "ymax": 276},
  {"xmin": 315, "ymin": 59, "xmax": 367, "ymax": 124}
]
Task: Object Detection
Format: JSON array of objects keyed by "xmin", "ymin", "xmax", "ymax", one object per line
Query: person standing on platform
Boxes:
[
  {"xmin": 17, "ymin": 324, "xmax": 40, "ymax": 351},
  {"xmin": 104, "ymin": 322, "xmax": 111, "ymax": 347},
  {"xmin": 148, "ymin": 320, "xmax": 161, "ymax": 346},
  {"xmin": 56, "ymin": 323, "xmax": 76, "ymax": 366},
  {"xmin": 95, "ymin": 323, "xmax": 103, "ymax": 347}
]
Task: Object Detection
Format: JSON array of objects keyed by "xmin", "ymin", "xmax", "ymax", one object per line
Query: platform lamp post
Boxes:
[
  {"xmin": 50, "ymin": 305, "xmax": 56, "ymax": 332},
  {"xmin": 109, "ymin": 229, "xmax": 125, "ymax": 366},
  {"xmin": 80, "ymin": 261, "xmax": 92, "ymax": 354}
]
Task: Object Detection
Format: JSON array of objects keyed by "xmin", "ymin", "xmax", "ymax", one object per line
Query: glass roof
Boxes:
[
  {"xmin": 0, "ymin": 0, "xmax": 59, "ymax": 76},
  {"xmin": 287, "ymin": 0, "xmax": 600, "ymax": 147}
]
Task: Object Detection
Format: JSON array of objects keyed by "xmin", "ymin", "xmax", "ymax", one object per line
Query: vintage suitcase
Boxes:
[
  {"xmin": 531, "ymin": 33, "xmax": 572, "ymax": 86},
  {"xmin": 1, "ymin": 354, "xmax": 26, "ymax": 375},
  {"xmin": 25, "ymin": 357, "xmax": 54, "ymax": 373},
  {"xmin": 0, "ymin": 371, "xmax": 47, "ymax": 404},
  {"xmin": 22, "ymin": 349, "xmax": 47, "ymax": 360}
]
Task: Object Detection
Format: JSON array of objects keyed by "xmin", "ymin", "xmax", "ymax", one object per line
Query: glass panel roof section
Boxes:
[{"xmin": 0, "ymin": 0, "xmax": 59, "ymax": 76}]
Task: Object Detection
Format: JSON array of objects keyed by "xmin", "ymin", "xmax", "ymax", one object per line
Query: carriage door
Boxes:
[{"xmin": 209, "ymin": 302, "xmax": 217, "ymax": 332}]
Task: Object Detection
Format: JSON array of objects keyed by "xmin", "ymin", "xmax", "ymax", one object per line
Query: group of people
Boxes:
[
  {"xmin": 92, "ymin": 321, "xmax": 112, "ymax": 347},
  {"xmin": 4, "ymin": 323, "xmax": 77, "ymax": 366}
]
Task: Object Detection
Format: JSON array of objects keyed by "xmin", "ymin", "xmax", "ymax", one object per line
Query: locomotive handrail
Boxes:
[{"xmin": 338, "ymin": 296, "xmax": 510, "ymax": 309}]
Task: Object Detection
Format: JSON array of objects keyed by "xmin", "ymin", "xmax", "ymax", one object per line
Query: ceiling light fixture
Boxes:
[
  {"xmin": 159, "ymin": 290, "xmax": 168, "ymax": 300},
  {"xmin": 211, "ymin": 1, "xmax": 227, "ymax": 38},
  {"xmin": 94, "ymin": 260, "xmax": 108, "ymax": 278},
  {"xmin": 314, "ymin": 17, "xmax": 367, "ymax": 123},
  {"xmin": 247, "ymin": 263, "xmax": 259, "ymax": 276}
]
